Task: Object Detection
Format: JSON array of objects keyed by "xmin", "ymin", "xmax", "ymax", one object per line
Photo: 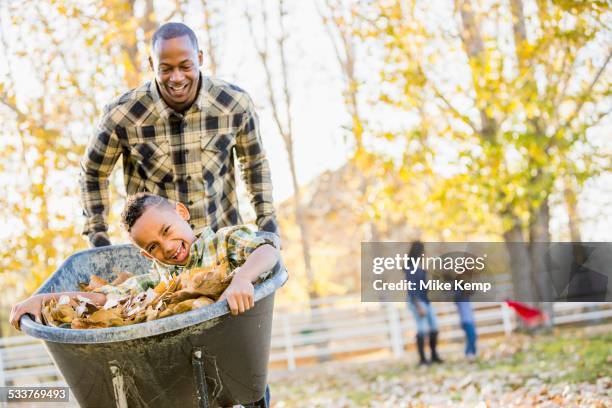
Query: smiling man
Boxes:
[
  {"xmin": 79, "ymin": 23, "xmax": 278, "ymax": 407},
  {"xmin": 80, "ymin": 22, "xmax": 278, "ymax": 248}
]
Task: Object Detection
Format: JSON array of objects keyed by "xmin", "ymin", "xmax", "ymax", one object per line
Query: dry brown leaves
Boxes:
[{"xmin": 43, "ymin": 262, "xmax": 229, "ymax": 329}]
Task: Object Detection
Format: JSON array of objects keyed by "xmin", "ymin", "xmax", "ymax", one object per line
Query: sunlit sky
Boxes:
[{"xmin": 0, "ymin": 0, "xmax": 610, "ymax": 244}]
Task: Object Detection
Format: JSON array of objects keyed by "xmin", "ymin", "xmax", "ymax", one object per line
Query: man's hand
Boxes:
[
  {"xmin": 90, "ymin": 232, "xmax": 111, "ymax": 248},
  {"xmin": 218, "ymin": 274, "xmax": 255, "ymax": 316},
  {"xmin": 10, "ymin": 295, "xmax": 45, "ymax": 330}
]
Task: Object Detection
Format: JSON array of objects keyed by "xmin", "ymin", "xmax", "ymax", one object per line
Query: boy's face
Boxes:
[{"xmin": 130, "ymin": 202, "xmax": 197, "ymax": 265}]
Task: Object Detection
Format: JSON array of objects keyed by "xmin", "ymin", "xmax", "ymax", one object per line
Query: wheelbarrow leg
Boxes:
[
  {"xmin": 192, "ymin": 347, "xmax": 210, "ymax": 408},
  {"xmin": 109, "ymin": 363, "xmax": 129, "ymax": 408}
]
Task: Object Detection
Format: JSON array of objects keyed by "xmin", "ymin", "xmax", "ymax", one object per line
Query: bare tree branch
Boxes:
[
  {"xmin": 201, "ymin": 0, "xmax": 218, "ymax": 76},
  {"xmin": 559, "ymin": 49, "xmax": 612, "ymax": 132},
  {"xmin": 278, "ymin": 0, "xmax": 293, "ymax": 141},
  {"xmin": 245, "ymin": 0, "xmax": 316, "ymax": 298},
  {"xmin": 454, "ymin": 0, "xmax": 497, "ymax": 140},
  {"xmin": 418, "ymin": 64, "xmax": 479, "ymax": 134},
  {"xmin": 244, "ymin": 2, "xmax": 289, "ymax": 145},
  {"xmin": 317, "ymin": 0, "xmax": 364, "ymax": 146}
]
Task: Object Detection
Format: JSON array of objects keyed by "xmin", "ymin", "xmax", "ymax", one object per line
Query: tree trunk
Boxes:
[
  {"xmin": 564, "ymin": 177, "xmax": 582, "ymax": 242},
  {"xmin": 528, "ymin": 198, "xmax": 555, "ymax": 327},
  {"xmin": 287, "ymin": 149, "xmax": 316, "ymax": 299},
  {"xmin": 245, "ymin": 1, "xmax": 317, "ymax": 300},
  {"xmin": 502, "ymin": 217, "xmax": 535, "ymax": 301}
]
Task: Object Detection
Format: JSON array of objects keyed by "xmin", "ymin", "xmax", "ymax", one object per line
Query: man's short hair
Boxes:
[
  {"xmin": 121, "ymin": 192, "xmax": 173, "ymax": 232},
  {"xmin": 151, "ymin": 22, "xmax": 199, "ymax": 52}
]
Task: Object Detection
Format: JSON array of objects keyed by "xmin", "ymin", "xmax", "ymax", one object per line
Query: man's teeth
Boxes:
[{"xmin": 169, "ymin": 84, "xmax": 187, "ymax": 91}]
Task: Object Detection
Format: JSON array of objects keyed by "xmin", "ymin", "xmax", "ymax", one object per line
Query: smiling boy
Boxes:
[{"xmin": 10, "ymin": 192, "xmax": 280, "ymax": 330}]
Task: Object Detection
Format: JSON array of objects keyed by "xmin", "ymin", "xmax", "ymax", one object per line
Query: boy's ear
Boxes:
[
  {"xmin": 140, "ymin": 250, "xmax": 154, "ymax": 260},
  {"xmin": 175, "ymin": 202, "xmax": 191, "ymax": 221}
]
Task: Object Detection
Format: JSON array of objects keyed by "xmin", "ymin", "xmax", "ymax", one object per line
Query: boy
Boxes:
[{"xmin": 10, "ymin": 192, "xmax": 280, "ymax": 330}]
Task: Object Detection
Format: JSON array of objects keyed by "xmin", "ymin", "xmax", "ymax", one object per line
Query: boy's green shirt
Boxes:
[{"xmin": 95, "ymin": 225, "xmax": 275, "ymax": 298}]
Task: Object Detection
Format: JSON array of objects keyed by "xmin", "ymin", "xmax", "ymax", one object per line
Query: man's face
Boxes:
[
  {"xmin": 130, "ymin": 202, "xmax": 197, "ymax": 265},
  {"xmin": 149, "ymin": 36, "xmax": 203, "ymax": 112}
]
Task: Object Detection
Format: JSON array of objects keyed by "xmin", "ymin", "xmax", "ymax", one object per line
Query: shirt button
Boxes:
[
  {"xmin": 188, "ymin": 200, "xmax": 194, "ymax": 205},
  {"xmin": 190, "ymin": 223, "xmax": 195, "ymax": 229},
  {"xmin": 186, "ymin": 175, "xmax": 191, "ymax": 181}
]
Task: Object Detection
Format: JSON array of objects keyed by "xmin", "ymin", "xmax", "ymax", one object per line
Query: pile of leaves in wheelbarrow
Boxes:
[{"xmin": 41, "ymin": 263, "xmax": 230, "ymax": 329}]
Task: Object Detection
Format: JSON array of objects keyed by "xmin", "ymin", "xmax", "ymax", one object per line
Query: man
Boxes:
[
  {"xmin": 80, "ymin": 22, "xmax": 278, "ymax": 248},
  {"xmin": 79, "ymin": 22, "xmax": 277, "ymax": 407}
]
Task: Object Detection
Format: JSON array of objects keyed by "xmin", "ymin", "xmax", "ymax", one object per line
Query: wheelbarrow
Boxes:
[{"xmin": 20, "ymin": 232, "xmax": 288, "ymax": 408}]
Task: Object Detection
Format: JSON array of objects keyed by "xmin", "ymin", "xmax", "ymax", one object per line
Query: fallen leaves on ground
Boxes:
[
  {"xmin": 270, "ymin": 326, "xmax": 612, "ymax": 407},
  {"xmin": 42, "ymin": 263, "xmax": 229, "ymax": 329}
]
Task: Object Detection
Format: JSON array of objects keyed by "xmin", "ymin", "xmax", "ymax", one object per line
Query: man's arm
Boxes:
[
  {"xmin": 235, "ymin": 94, "xmax": 279, "ymax": 235},
  {"xmin": 80, "ymin": 106, "xmax": 122, "ymax": 247}
]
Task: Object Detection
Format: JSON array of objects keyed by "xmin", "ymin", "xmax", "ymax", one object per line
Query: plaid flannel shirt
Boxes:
[
  {"xmin": 94, "ymin": 225, "xmax": 275, "ymax": 298},
  {"xmin": 80, "ymin": 74, "xmax": 278, "ymax": 244}
]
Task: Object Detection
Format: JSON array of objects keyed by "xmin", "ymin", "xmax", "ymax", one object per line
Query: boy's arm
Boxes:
[
  {"xmin": 218, "ymin": 244, "xmax": 279, "ymax": 315},
  {"xmin": 9, "ymin": 292, "xmax": 106, "ymax": 330},
  {"xmin": 232, "ymin": 243, "xmax": 279, "ymax": 282}
]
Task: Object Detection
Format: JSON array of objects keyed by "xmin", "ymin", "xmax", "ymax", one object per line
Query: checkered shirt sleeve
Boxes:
[
  {"xmin": 79, "ymin": 103, "xmax": 121, "ymax": 242},
  {"xmin": 155, "ymin": 226, "xmax": 276, "ymax": 280}
]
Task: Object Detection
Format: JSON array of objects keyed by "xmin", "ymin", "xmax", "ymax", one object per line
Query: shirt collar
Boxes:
[
  {"xmin": 151, "ymin": 72, "xmax": 208, "ymax": 120},
  {"xmin": 169, "ymin": 226, "xmax": 214, "ymax": 270}
]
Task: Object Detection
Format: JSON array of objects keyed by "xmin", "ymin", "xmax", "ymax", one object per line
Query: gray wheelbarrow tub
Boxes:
[{"xmin": 20, "ymin": 236, "xmax": 287, "ymax": 408}]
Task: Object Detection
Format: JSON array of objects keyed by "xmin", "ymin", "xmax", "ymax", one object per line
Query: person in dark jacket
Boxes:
[{"xmin": 405, "ymin": 241, "xmax": 443, "ymax": 365}]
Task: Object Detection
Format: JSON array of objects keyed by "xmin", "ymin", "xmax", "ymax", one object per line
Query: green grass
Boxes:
[
  {"xmin": 347, "ymin": 390, "xmax": 373, "ymax": 404},
  {"xmin": 474, "ymin": 331, "xmax": 611, "ymax": 384},
  {"xmin": 538, "ymin": 332, "xmax": 611, "ymax": 383}
]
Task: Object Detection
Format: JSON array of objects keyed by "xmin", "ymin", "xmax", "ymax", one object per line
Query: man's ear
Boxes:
[
  {"xmin": 148, "ymin": 55, "xmax": 155, "ymax": 72},
  {"xmin": 175, "ymin": 202, "xmax": 191, "ymax": 221},
  {"xmin": 198, "ymin": 50, "xmax": 203, "ymax": 66},
  {"xmin": 140, "ymin": 250, "xmax": 154, "ymax": 260}
]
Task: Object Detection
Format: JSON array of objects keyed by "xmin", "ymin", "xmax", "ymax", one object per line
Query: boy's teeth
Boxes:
[{"xmin": 172, "ymin": 243, "xmax": 181, "ymax": 259}]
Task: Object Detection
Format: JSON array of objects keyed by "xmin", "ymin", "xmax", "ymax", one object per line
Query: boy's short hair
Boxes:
[{"xmin": 121, "ymin": 192, "xmax": 173, "ymax": 232}]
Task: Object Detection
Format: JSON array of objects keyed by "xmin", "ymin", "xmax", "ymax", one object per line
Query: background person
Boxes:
[
  {"xmin": 455, "ymin": 291, "xmax": 478, "ymax": 361},
  {"xmin": 405, "ymin": 241, "xmax": 443, "ymax": 366}
]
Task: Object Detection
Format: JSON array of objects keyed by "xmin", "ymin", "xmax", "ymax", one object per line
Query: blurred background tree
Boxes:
[
  {"xmin": 0, "ymin": 0, "xmax": 222, "ymax": 334},
  {"xmin": 0, "ymin": 0, "xmax": 610, "ymax": 334},
  {"xmin": 357, "ymin": 0, "xmax": 611, "ymax": 313}
]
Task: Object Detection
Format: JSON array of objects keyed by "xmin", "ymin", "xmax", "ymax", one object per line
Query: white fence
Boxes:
[
  {"xmin": 269, "ymin": 299, "xmax": 612, "ymax": 370},
  {"xmin": 1, "ymin": 300, "xmax": 611, "ymax": 387}
]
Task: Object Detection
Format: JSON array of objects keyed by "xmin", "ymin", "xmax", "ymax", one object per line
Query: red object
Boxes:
[{"xmin": 506, "ymin": 300, "xmax": 548, "ymax": 326}]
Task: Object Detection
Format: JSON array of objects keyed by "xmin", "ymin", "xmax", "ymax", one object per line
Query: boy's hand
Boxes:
[
  {"xmin": 218, "ymin": 275, "xmax": 255, "ymax": 316},
  {"xmin": 10, "ymin": 295, "xmax": 45, "ymax": 330}
]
